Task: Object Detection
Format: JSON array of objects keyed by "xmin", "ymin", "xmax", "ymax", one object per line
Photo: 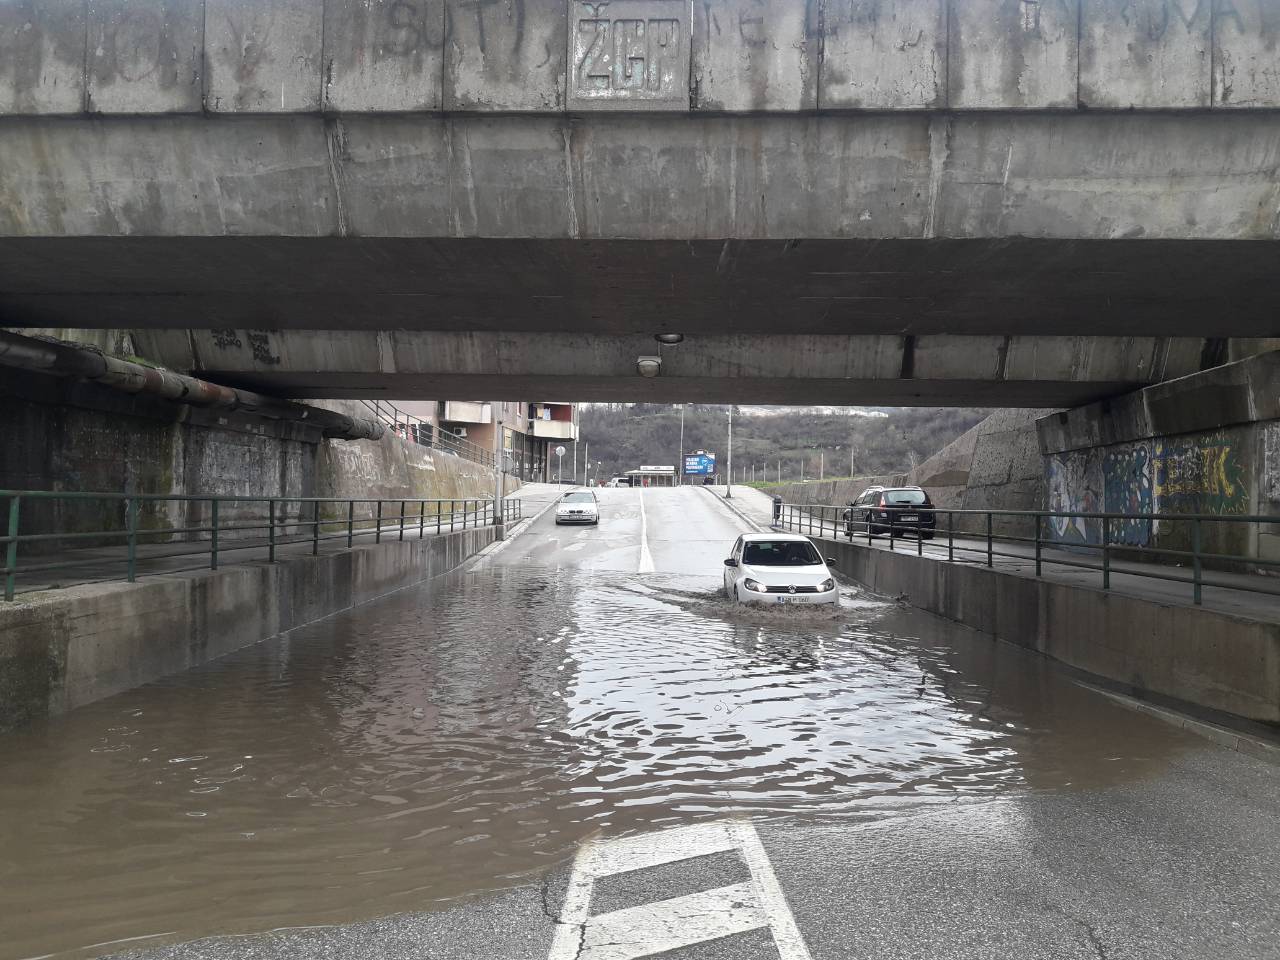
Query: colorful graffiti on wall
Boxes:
[
  {"xmin": 1152, "ymin": 431, "xmax": 1250, "ymax": 516},
  {"xmin": 1104, "ymin": 443, "xmax": 1154, "ymax": 546},
  {"xmin": 1044, "ymin": 429, "xmax": 1252, "ymax": 547},
  {"xmin": 1046, "ymin": 454, "xmax": 1101, "ymax": 543}
]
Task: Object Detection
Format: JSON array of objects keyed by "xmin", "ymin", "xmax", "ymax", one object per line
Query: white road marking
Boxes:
[
  {"xmin": 637, "ymin": 488, "xmax": 655, "ymax": 574},
  {"xmin": 547, "ymin": 821, "xmax": 812, "ymax": 960}
]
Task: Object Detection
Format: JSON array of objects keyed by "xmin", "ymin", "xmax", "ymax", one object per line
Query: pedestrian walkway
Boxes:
[
  {"xmin": 783, "ymin": 508, "xmax": 1280, "ymax": 624},
  {"xmin": 3, "ymin": 492, "xmax": 547, "ymax": 600},
  {"xmin": 699, "ymin": 484, "xmax": 777, "ymax": 530}
]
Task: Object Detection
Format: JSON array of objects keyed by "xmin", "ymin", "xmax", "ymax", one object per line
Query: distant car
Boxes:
[
  {"xmin": 842, "ymin": 486, "xmax": 936, "ymax": 539},
  {"xmin": 555, "ymin": 489, "xmax": 600, "ymax": 525},
  {"xmin": 605, "ymin": 477, "xmax": 630, "ymax": 488},
  {"xmin": 722, "ymin": 533, "xmax": 838, "ymax": 605}
]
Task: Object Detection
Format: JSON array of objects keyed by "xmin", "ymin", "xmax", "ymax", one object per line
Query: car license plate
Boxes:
[
  {"xmin": 777, "ymin": 597, "xmax": 795, "ymax": 604},
  {"xmin": 901, "ymin": 514, "xmax": 918, "ymax": 521}
]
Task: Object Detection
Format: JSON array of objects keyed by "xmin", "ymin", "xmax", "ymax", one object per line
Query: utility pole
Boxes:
[
  {"xmin": 584, "ymin": 440, "xmax": 589, "ymax": 486},
  {"xmin": 725, "ymin": 405, "xmax": 734, "ymax": 500},
  {"xmin": 573, "ymin": 438, "xmax": 579, "ymax": 484},
  {"xmin": 492, "ymin": 417, "xmax": 503, "ymax": 526},
  {"xmin": 677, "ymin": 404, "xmax": 685, "ymax": 487}
]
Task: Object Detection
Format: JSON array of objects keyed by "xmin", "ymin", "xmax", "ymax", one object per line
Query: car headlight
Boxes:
[
  {"xmin": 878, "ymin": 511, "xmax": 890, "ymax": 518},
  {"xmin": 820, "ymin": 578, "xmax": 835, "ymax": 592},
  {"xmin": 742, "ymin": 578, "xmax": 764, "ymax": 592}
]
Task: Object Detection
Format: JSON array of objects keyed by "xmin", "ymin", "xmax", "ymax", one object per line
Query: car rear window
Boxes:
[
  {"xmin": 563, "ymin": 492, "xmax": 595, "ymax": 502},
  {"xmin": 882, "ymin": 490, "xmax": 928, "ymax": 505},
  {"xmin": 743, "ymin": 540, "xmax": 822, "ymax": 566}
]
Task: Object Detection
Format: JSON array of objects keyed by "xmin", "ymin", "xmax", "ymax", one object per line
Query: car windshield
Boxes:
[
  {"xmin": 883, "ymin": 490, "xmax": 927, "ymax": 505},
  {"xmin": 742, "ymin": 540, "xmax": 822, "ymax": 566},
  {"xmin": 563, "ymin": 492, "xmax": 594, "ymax": 502}
]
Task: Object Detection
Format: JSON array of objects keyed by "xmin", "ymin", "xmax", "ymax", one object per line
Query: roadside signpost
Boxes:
[{"xmin": 555, "ymin": 445, "xmax": 566, "ymax": 483}]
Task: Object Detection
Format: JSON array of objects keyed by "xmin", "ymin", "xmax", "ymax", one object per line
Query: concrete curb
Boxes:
[
  {"xmin": 814, "ymin": 533, "xmax": 1280, "ymax": 728},
  {"xmin": 697, "ymin": 486, "xmax": 765, "ymax": 533},
  {"xmin": 1079, "ymin": 682, "xmax": 1280, "ymax": 765},
  {"xmin": 465, "ymin": 495, "xmax": 559, "ymax": 565},
  {"xmin": 0, "ymin": 525, "xmax": 499, "ymax": 731}
]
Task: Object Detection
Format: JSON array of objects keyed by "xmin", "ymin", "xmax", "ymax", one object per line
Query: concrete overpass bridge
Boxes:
[{"xmin": 2, "ymin": 0, "xmax": 1280, "ymax": 403}]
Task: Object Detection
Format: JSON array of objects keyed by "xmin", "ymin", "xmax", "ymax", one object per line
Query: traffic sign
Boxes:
[{"xmin": 555, "ymin": 445, "xmax": 566, "ymax": 457}]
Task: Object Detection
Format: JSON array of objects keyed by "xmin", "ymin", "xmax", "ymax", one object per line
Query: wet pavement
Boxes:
[{"xmin": 1, "ymin": 487, "xmax": 1278, "ymax": 959}]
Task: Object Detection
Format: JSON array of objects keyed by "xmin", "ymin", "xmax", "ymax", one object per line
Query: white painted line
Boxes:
[
  {"xmin": 547, "ymin": 834, "xmax": 599, "ymax": 960},
  {"xmin": 585, "ymin": 822, "xmax": 739, "ymax": 876},
  {"xmin": 547, "ymin": 821, "xmax": 812, "ymax": 960},
  {"xmin": 726, "ymin": 821, "xmax": 813, "ymax": 960},
  {"xmin": 581, "ymin": 882, "xmax": 765, "ymax": 960},
  {"xmin": 637, "ymin": 488, "xmax": 655, "ymax": 574}
]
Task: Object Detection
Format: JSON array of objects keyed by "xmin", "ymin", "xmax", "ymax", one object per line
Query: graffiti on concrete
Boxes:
[
  {"xmin": 1265, "ymin": 424, "xmax": 1280, "ymax": 505},
  {"xmin": 1046, "ymin": 453, "xmax": 1101, "ymax": 543},
  {"xmin": 1103, "ymin": 443, "xmax": 1154, "ymax": 545},
  {"xmin": 1152, "ymin": 430, "xmax": 1250, "ymax": 515},
  {"xmin": 1047, "ymin": 428, "xmax": 1253, "ymax": 548}
]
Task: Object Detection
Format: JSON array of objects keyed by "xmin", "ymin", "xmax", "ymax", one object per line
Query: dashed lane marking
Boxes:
[{"xmin": 547, "ymin": 821, "xmax": 812, "ymax": 960}]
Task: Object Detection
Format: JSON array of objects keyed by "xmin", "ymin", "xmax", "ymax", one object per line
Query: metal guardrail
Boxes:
[
  {"xmin": 1, "ymin": 491, "xmax": 523, "ymax": 601},
  {"xmin": 358, "ymin": 399, "xmax": 497, "ymax": 468},
  {"xmin": 775, "ymin": 502, "xmax": 1280, "ymax": 606}
]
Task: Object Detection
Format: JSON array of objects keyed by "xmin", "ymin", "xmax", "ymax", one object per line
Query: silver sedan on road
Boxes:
[
  {"xmin": 722, "ymin": 533, "xmax": 838, "ymax": 605},
  {"xmin": 554, "ymin": 489, "xmax": 600, "ymax": 525}
]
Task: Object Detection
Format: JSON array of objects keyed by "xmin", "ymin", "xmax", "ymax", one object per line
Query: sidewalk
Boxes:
[
  {"xmin": 787, "ymin": 510, "xmax": 1280, "ymax": 624},
  {"xmin": 5, "ymin": 501, "xmax": 506, "ymax": 600},
  {"xmin": 698, "ymin": 483, "xmax": 776, "ymax": 530}
]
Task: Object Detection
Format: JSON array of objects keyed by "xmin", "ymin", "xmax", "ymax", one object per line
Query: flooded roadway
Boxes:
[{"xmin": 2, "ymin": 487, "xmax": 1278, "ymax": 960}]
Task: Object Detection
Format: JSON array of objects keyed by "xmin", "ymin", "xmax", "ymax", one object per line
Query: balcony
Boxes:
[
  {"xmin": 440, "ymin": 401, "xmax": 491, "ymax": 425},
  {"xmin": 530, "ymin": 419, "xmax": 579, "ymax": 441}
]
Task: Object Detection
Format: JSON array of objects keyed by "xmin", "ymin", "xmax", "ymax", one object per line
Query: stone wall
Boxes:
[
  {"xmin": 768, "ymin": 409, "xmax": 1048, "ymax": 536},
  {"xmin": 0, "ymin": 367, "xmax": 516, "ymax": 546}
]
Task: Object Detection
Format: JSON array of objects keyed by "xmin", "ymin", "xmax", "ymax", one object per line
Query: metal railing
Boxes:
[
  {"xmin": 358, "ymin": 400, "xmax": 497, "ymax": 468},
  {"xmin": 774, "ymin": 502, "xmax": 1280, "ymax": 606},
  {"xmin": 1, "ymin": 491, "xmax": 523, "ymax": 601}
]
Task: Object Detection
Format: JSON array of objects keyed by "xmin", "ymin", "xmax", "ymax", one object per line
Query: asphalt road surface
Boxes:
[{"xmin": 2, "ymin": 486, "xmax": 1277, "ymax": 960}]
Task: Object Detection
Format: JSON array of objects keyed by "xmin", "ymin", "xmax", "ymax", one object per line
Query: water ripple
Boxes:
[{"xmin": 0, "ymin": 565, "xmax": 1192, "ymax": 959}]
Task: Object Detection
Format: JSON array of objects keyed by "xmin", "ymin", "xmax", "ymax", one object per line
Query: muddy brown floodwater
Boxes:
[{"xmin": 0, "ymin": 566, "xmax": 1193, "ymax": 959}]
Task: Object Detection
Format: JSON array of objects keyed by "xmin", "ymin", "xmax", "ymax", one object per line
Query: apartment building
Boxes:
[{"xmin": 397, "ymin": 400, "xmax": 579, "ymax": 482}]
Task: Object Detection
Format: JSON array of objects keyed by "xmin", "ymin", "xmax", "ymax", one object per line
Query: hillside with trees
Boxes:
[{"xmin": 571, "ymin": 405, "xmax": 989, "ymax": 485}]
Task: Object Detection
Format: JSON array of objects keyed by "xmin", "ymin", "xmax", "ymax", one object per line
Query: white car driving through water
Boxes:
[
  {"xmin": 555, "ymin": 489, "xmax": 600, "ymax": 525},
  {"xmin": 722, "ymin": 533, "xmax": 838, "ymax": 605}
]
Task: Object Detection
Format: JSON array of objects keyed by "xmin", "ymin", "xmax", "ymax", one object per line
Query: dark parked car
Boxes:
[{"xmin": 842, "ymin": 486, "xmax": 936, "ymax": 539}]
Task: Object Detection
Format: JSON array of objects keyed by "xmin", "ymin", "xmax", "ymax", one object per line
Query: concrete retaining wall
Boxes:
[
  {"xmin": 820, "ymin": 536, "xmax": 1280, "ymax": 727},
  {"xmin": 1038, "ymin": 350, "xmax": 1280, "ymax": 563},
  {"xmin": 0, "ymin": 367, "xmax": 515, "ymax": 544},
  {"xmin": 769, "ymin": 409, "xmax": 1047, "ymax": 537},
  {"xmin": 0, "ymin": 524, "xmax": 498, "ymax": 731}
]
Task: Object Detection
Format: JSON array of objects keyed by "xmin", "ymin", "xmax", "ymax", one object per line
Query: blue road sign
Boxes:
[{"xmin": 684, "ymin": 453, "xmax": 716, "ymax": 476}]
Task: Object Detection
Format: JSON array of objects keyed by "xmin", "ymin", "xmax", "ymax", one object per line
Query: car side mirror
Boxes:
[
  {"xmin": 724, "ymin": 558, "xmax": 738, "ymax": 567},
  {"xmin": 826, "ymin": 557, "xmax": 837, "ymax": 565}
]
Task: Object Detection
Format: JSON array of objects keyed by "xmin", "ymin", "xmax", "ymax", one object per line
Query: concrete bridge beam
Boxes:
[
  {"xmin": 108, "ymin": 327, "xmax": 1213, "ymax": 406},
  {"xmin": 4, "ymin": 0, "xmax": 1280, "ymax": 117}
]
